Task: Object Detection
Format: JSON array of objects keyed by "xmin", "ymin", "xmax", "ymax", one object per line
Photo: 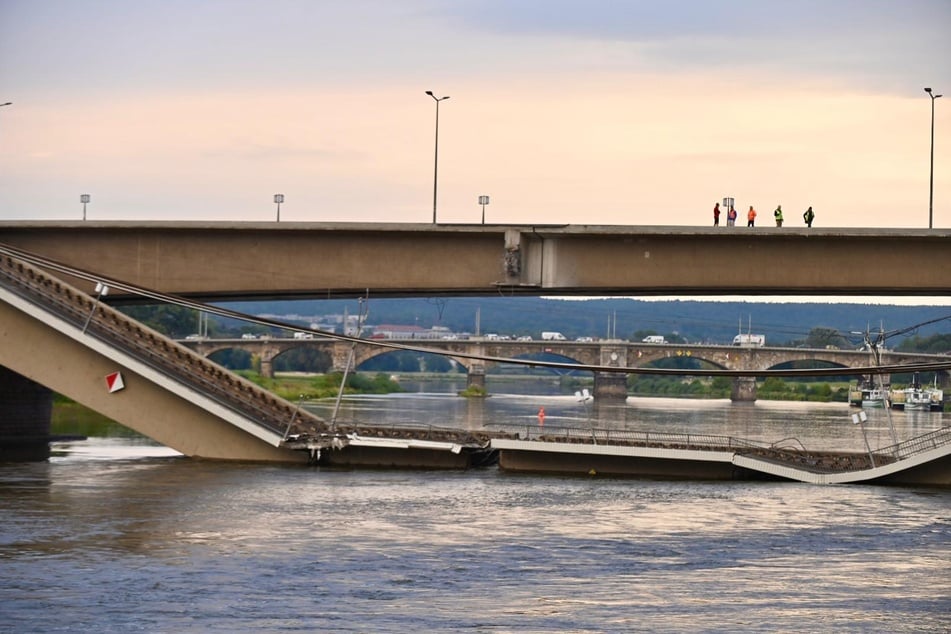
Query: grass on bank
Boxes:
[{"xmin": 234, "ymin": 371, "xmax": 403, "ymax": 401}]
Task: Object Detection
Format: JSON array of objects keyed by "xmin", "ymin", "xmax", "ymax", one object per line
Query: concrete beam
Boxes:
[{"xmin": 1, "ymin": 222, "xmax": 949, "ymax": 299}]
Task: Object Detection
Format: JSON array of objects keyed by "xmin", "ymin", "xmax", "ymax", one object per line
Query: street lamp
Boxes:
[
  {"xmin": 478, "ymin": 195, "xmax": 490, "ymax": 224},
  {"xmin": 425, "ymin": 90, "xmax": 450, "ymax": 223},
  {"xmin": 925, "ymin": 87, "xmax": 942, "ymax": 229},
  {"xmin": 274, "ymin": 194, "xmax": 284, "ymax": 221},
  {"xmin": 80, "ymin": 194, "xmax": 90, "ymax": 220}
]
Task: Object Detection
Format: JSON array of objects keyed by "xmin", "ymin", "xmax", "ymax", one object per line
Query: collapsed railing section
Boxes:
[
  {"xmin": 877, "ymin": 426, "xmax": 951, "ymax": 461},
  {"xmin": 502, "ymin": 421, "xmax": 951, "ymax": 475},
  {"xmin": 509, "ymin": 423, "xmax": 769, "ymax": 452},
  {"xmin": 0, "ymin": 253, "xmax": 327, "ymax": 439}
]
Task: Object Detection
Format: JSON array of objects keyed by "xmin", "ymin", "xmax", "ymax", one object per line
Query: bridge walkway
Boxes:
[
  {"xmin": 0, "ymin": 251, "xmax": 506, "ymax": 464},
  {"xmin": 492, "ymin": 424, "xmax": 951, "ymax": 486},
  {"xmin": 0, "ymin": 251, "xmax": 329, "ymax": 452}
]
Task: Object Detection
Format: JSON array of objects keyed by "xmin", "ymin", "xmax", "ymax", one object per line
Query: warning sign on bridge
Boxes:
[{"xmin": 105, "ymin": 371, "xmax": 125, "ymax": 393}]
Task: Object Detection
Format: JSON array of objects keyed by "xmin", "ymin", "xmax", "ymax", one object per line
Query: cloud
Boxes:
[{"xmin": 442, "ymin": 0, "xmax": 951, "ymax": 92}]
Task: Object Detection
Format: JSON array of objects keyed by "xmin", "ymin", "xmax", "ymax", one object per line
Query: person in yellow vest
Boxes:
[
  {"xmin": 747, "ymin": 206, "xmax": 756, "ymax": 227},
  {"xmin": 774, "ymin": 205, "xmax": 783, "ymax": 227}
]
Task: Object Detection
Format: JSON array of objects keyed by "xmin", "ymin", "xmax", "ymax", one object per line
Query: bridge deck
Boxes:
[{"xmin": 490, "ymin": 425, "xmax": 951, "ymax": 486}]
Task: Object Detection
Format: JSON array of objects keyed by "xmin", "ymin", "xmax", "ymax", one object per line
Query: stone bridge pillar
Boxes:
[
  {"xmin": 467, "ymin": 362, "xmax": 486, "ymax": 391},
  {"xmin": 594, "ymin": 372, "xmax": 628, "ymax": 401},
  {"xmin": 0, "ymin": 366, "xmax": 52, "ymax": 461},
  {"xmin": 594, "ymin": 344, "xmax": 629, "ymax": 402},
  {"xmin": 731, "ymin": 377, "xmax": 757, "ymax": 402},
  {"xmin": 257, "ymin": 342, "xmax": 283, "ymax": 379},
  {"xmin": 332, "ymin": 341, "xmax": 353, "ymax": 373},
  {"xmin": 260, "ymin": 356, "xmax": 274, "ymax": 378}
]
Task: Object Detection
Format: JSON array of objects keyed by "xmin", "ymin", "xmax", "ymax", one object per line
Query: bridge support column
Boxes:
[
  {"xmin": 467, "ymin": 363, "xmax": 486, "ymax": 391},
  {"xmin": 332, "ymin": 341, "xmax": 353, "ymax": 373},
  {"xmin": 731, "ymin": 377, "xmax": 757, "ymax": 402},
  {"xmin": 0, "ymin": 366, "xmax": 53, "ymax": 461},
  {"xmin": 594, "ymin": 372, "xmax": 628, "ymax": 402},
  {"xmin": 259, "ymin": 356, "xmax": 274, "ymax": 378}
]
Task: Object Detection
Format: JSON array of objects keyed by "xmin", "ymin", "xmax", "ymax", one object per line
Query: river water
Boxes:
[{"xmin": 2, "ymin": 380, "xmax": 949, "ymax": 632}]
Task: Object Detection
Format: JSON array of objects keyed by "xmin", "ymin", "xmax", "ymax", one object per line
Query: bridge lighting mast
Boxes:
[
  {"xmin": 479, "ymin": 195, "xmax": 489, "ymax": 224},
  {"xmin": 924, "ymin": 87, "xmax": 942, "ymax": 228},
  {"xmin": 425, "ymin": 90, "xmax": 450, "ymax": 224}
]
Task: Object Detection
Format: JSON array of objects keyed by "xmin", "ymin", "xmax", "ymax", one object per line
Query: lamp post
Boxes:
[
  {"xmin": 80, "ymin": 194, "xmax": 90, "ymax": 220},
  {"xmin": 425, "ymin": 90, "xmax": 450, "ymax": 223},
  {"xmin": 274, "ymin": 194, "xmax": 284, "ymax": 221},
  {"xmin": 925, "ymin": 87, "xmax": 942, "ymax": 229},
  {"xmin": 478, "ymin": 195, "xmax": 490, "ymax": 224}
]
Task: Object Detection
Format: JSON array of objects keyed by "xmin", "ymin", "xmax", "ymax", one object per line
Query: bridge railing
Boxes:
[
  {"xmin": 0, "ymin": 253, "xmax": 326, "ymax": 438},
  {"xmin": 504, "ymin": 423, "xmax": 770, "ymax": 451},
  {"xmin": 875, "ymin": 426, "xmax": 951, "ymax": 461}
]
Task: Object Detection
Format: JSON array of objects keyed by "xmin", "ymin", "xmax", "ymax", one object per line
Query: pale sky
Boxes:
[{"xmin": 1, "ymin": 0, "xmax": 949, "ymax": 227}]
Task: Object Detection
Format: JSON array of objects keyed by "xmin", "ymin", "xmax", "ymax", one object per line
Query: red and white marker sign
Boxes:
[{"xmin": 105, "ymin": 371, "xmax": 125, "ymax": 393}]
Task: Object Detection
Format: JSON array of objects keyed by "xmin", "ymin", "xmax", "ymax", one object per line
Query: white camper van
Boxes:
[
  {"xmin": 642, "ymin": 335, "xmax": 666, "ymax": 344},
  {"xmin": 732, "ymin": 334, "xmax": 765, "ymax": 347}
]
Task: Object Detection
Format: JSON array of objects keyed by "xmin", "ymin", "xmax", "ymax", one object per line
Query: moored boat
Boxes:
[{"xmin": 892, "ymin": 373, "xmax": 944, "ymax": 412}]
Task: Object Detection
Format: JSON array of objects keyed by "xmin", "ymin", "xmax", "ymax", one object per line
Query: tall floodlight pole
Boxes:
[
  {"xmin": 425, "ymin": 90, "xmax": 449, "ymax": 224},
  {"xmin": 925, "ymin": 87, "xmax": 942, "ymax": 229}
]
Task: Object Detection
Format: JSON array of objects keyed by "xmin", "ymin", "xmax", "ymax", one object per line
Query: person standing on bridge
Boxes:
[
  {"xmin": 803, "ymin": 206, "xmax": 815, "ymax": 227},
  {"xmin": 774, "ymin": 205, "xmax": 783, "ymax": 227},
  {"xmin": 747, "ymin": 205, "xmax": 757, "ymax": 227},
  {"xmin": 727, "ymin": 205, "xmax": 737, "ymax": 226},
  {"xmin": 713, "ymin": 202, "xmax": 721, "ymax": 226}
]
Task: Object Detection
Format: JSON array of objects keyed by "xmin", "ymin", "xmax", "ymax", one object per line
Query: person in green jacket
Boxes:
[
  {"xmin": 774, "ymin": 205, "xmax": 784, "ymax": 227},
  {"xmin": 803, "ymin": 206, "xmax": 815, "ymax": 227}
]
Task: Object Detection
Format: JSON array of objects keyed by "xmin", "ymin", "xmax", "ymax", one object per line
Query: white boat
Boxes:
[
  {"xmin": 895, "ymin": 373, "xmax": 944, "ymax": 412},
  {"xmin": 861, "ymin": 385, "xmax": 889, "ymax": 408},
  {"xmin": 901, "ymin": 386, "xmax": 933, "ymax": 411}
]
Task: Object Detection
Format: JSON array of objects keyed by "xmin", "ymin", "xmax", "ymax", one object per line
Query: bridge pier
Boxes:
[
  {"xmin": 731, "ymin": 377, "xmax": 757, "ymax": 402},
  {"xmin": 260, "ymin": 356, "xmax": 274, "ymax": 378},
  {"xmin": 467, "ymin": 364, "xmax": 486, "ymax": 391},
  {"xmin": 594, "ymin": 372, "xmax": 628, "ymax": 402},
  {"xmin": 0, "ymin": 366, "xmax": 53, "ymax": 461}
]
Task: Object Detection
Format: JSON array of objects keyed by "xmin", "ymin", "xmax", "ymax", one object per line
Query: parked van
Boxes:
[
  {"xmin": 732, "ymin": 334, "xmax": 765, "ymax": 347},
  {"xmin": 541, "ymin": 331, "xmax": 567, "ymax": 341},
  {"xmin": 642, "ymin": 335, "xmax": 666, "ymax": 344}
]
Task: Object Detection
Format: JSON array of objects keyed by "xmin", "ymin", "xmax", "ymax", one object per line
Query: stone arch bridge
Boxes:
[{"xmin": 181, "ymin": 337, "xmax": 950, "ymax": 402}]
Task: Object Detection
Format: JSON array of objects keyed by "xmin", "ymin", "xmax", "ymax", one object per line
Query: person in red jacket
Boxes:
[
  {"xmin": 747, "ymin": 206, "xmax": 757, "ymax": 227},
  {"xmin": 713, "ymin": 202, "xmax": 721, "ymax": 226}
]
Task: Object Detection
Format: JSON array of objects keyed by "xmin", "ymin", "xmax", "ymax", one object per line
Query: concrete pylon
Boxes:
[{"xmin": 0, "ymin": 366, "xmax": 53, "ymax": 461}]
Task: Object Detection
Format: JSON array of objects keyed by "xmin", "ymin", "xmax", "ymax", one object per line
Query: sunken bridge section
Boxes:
[{"xmin": 0, "ymin": 251, "xmax": 500, "ymax": 466}]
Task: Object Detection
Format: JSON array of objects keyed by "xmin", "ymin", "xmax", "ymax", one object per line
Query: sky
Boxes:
[{"xmin": 1, "ymin": 0, "xmax": 950, "ymax": 228}]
